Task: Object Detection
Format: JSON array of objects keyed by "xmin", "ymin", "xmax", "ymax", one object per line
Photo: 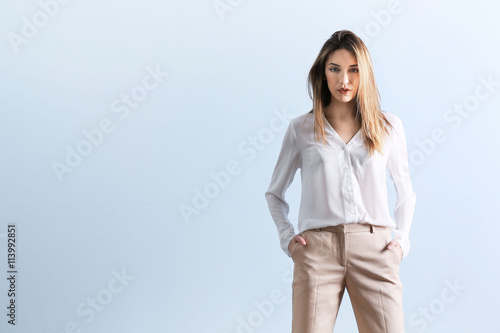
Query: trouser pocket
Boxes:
[{"xmin": 394, "ymin": 243, "xmax": 403, "ymax": 263}]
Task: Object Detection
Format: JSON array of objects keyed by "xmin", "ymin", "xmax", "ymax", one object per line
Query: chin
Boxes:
[{"xmin": 333, "ymin": 95, "xmax": 354, "ymax": 103}]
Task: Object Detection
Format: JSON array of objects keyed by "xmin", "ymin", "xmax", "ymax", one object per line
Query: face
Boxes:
[{"xmin": 324, "ymin": 48, "xmax": 359, "ymax": 104}]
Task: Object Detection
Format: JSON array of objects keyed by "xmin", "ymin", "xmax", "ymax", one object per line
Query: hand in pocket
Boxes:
[
  {"xmin": 387, "ymin": 240, "xmax": 403, "ymax": 261},
  {"xmin": 289, "ymin": 234, "xmax": 307, "ymax": 254}
]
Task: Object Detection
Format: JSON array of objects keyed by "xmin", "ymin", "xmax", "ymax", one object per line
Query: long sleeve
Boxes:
[
  {"xmin": 387, "ymin": 119, "xmax": 417, "ymax": 260},
  {"xmin": 265, "ymin": 120, "xmax": 302, "ymax": 257}
]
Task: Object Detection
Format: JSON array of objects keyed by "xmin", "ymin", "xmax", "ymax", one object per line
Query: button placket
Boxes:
[{"xmin": 342, "ymin": 146, "xmax": 358, "ymax": 221}]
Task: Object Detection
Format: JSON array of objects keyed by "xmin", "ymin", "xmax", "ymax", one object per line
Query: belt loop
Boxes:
[{"xmin": 370, "ymin": 225, "xmax": 374, "ymax": 233}]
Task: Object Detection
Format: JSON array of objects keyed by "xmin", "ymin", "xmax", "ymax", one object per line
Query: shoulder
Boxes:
[
  {"xmin": 381, "ymin": 110, "xmax": 404, "ymax": 135},
  {"xmin": 287, "ymin": 111, "xmax": 314, "ymax": 140},
  {"xmin": 289, "ymin": 110, "xmax": 314, "ymax": 132},
  {"xmin": 290, "ymin": 111, "xmax": 313, "ymax": 124},
  {"xmin": 381, "ymin": 110, "xmax": 402, "ymax": 128}
]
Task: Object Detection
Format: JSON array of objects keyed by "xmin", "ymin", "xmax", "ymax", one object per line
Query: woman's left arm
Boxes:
[{"xmin": 387, "ymin": 118, "xmax": 417, "ymax": 260}]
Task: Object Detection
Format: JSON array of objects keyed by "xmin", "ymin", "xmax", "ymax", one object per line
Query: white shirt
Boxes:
[{"xmin": 265, "ymin": 110, "xmax": 416, "ymax": 260}]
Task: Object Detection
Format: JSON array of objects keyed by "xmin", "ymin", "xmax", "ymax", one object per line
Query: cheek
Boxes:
[
  {"xmin": 352, "ymin": 78, "xmax": 360, "ymax": 89},
  {"xmin": 326, "ymin": 75, "xmax": 338, "ymax": 88}
]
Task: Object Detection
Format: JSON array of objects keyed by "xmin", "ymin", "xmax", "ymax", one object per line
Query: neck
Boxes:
[{"xmin": 324, "ymin": 98, "xmax": 357, "ymax": 120}]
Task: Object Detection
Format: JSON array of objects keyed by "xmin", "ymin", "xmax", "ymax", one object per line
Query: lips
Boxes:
[{"xmin": 339, "ymin": 88, "xmax": 350, "ymax": 94}]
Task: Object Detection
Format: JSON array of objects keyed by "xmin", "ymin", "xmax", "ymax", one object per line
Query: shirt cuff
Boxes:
[
  {"xmin": 393, "ymin": 230, "xmax": 411, "ymax": 260},
  {"xmin": 282, "ymin": 232, "xmax": 296, "ymax": 258}
]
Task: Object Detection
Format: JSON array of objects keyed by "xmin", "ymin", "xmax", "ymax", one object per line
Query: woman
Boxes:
[{"xmin": 264, "ymin": 30, "xmax": 416, "ymax": 333}]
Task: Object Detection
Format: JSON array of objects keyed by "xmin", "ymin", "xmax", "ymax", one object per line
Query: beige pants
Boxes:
[{"xmin": 290, "ymin": 223, "xmax": 404, "ymax": 333}]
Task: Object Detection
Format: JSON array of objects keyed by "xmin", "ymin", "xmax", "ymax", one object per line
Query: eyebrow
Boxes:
[{"xmin": 328, "ymin": 63, "xmax": 358, "ymax": 67}]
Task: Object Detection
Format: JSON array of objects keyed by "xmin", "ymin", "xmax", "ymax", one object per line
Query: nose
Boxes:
[{"xmin": 340, "ymin": 70, "xmax": 349, "ymax": 85}]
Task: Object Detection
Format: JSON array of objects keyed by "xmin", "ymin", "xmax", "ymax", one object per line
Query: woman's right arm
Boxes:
[{"xmin": 264, "ymin": 119, "xmax": 302, "ymax": 257}]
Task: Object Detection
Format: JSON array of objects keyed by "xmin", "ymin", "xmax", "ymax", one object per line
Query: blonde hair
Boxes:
[{"xmin": 306, "ymin": 29, "xmax": 394, "ymax": 156}]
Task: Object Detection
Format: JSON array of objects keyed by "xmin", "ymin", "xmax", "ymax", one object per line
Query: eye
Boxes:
[
  {"xmin": 329, "ymin": 67, "xmax": 339, "ymax": 72},
  {"xmin": 350, "ymin": 68, "xmax": 359, "ymax": 73}
]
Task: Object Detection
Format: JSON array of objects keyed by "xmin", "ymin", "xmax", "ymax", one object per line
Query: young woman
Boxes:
[{"xmin": 264, "ymin": 30, "xmax": 417, "ymax": 333}]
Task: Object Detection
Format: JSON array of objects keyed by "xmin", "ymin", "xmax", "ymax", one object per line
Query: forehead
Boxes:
[{"xmin": 326, "ymin": 49, "xmax": 357, "ymax": 65}]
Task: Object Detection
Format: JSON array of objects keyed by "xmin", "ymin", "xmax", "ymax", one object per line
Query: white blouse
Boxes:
[{"xmin": 264, "ymin": 110, "xmax": 416, "ymax": 260}]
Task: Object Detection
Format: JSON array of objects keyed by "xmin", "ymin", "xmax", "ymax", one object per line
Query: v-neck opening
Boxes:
[{"xmin": 323, "ymin": 114, "xmax": 362, "ymax": 146}]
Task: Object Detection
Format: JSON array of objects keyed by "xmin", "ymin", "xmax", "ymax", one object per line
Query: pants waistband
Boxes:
[{"xmin": 309, "ymin": 223, "xmax": 390, "ymax": 234}]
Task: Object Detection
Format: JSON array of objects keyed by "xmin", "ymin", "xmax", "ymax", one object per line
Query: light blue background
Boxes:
[{"xmin": 1, "ymin": 0, "xmax": 499, "ymax": 332}]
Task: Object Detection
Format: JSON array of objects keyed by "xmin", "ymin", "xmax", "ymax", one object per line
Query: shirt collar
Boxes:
[{"xmin": 322, "ymin": 113, "xmax": 362, "ymax": 146}]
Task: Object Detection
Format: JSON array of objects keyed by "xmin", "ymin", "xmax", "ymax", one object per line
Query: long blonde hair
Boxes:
[{"xmin": 306, "ymin": 30, "xmax": 394, "ymax": 156}]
